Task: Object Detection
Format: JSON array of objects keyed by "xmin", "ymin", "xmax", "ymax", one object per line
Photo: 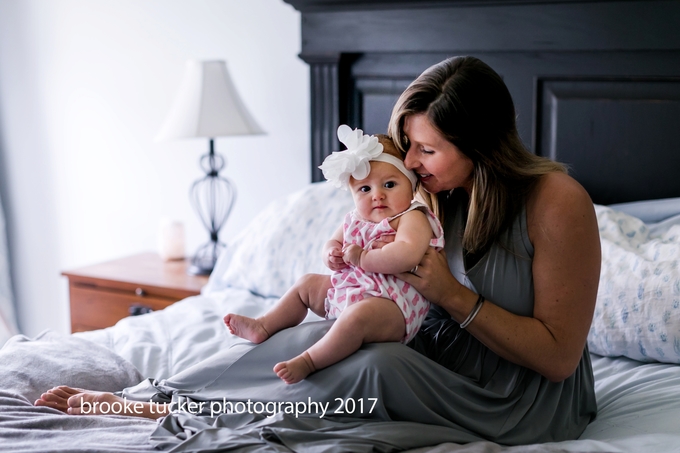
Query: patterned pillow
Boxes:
[
  {"xmin": 205, "ymin": 182, "xmax": 354, "ymax": 298},
  {"xmin": 588, "ymin": 205, "xmax": 680, "ymax": 363}
]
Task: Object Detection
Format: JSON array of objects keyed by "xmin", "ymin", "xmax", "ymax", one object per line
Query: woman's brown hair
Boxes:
[{"xmin": 388, "ymin": 56, "xmax": 566, "ymax": 253}]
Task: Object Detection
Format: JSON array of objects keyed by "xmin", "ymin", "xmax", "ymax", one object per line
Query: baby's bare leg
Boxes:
[
  {"xmin": 224, "ymin": 274, "xmax": 331, "ymax": 343},
  {"xmin": 274, "ymin": 297, "xmax": 405, "ymax": 384}
]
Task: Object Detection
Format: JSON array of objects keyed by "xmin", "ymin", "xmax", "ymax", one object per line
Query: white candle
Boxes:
[{"xmin": 158, "ymin": 219, "xmax": 185, "ymax": 261}]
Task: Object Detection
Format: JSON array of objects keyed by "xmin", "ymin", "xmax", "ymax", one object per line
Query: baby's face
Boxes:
[{"xmin": 349, "ymin": 161, "xmax": 414, "ymax": 223}]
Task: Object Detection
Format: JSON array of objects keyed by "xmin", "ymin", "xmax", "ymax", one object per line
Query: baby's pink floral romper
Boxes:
[{"xmin": 325, "ymin": 201, "xmax": 445, "ymax": 343}]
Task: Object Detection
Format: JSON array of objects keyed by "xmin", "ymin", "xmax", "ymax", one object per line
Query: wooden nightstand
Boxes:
[{"xmin": 62, "ymin": 253, "xmax": 209, "ymax": 333}]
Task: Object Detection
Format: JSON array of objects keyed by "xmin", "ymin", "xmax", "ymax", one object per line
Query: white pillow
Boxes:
[
  {"xmin": 609, "ymin": 196, "xmax": 680, "ymax": 224},
  {"xmin": 204, "ymin": 182, "xmax": 354, "ymax": 298},
  {"xmin": 588, "ymin": 204, "xmax": 680, "ymax": 363}
]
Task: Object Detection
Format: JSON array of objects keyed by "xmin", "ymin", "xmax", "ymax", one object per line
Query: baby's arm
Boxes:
[
  {"xmin": 323, "ymin": 225, "xmax": 347, "ymax": 271},
  {"xmin": 345, "ymin": 210, "xmax": 432, "ymax": 274}
]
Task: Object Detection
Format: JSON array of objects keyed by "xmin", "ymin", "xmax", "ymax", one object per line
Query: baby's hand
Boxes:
[
  {"xmin": 326, "ymin": 246, "xmax": 348, "ymax": 271},
  {"xmin": 342, "ymin": 244, "xmax": 364, "ymax": 267}
]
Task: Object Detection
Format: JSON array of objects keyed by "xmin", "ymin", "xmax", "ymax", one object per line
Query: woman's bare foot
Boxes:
[
  {"xmin": 34, "ymin": 386, "xmax": 168, "ymax": 419},
  {"xmin": 223, "ymin": 314, "xmax": 270, "ymax": 343},
  {"xmin": 273, "ymin": 351, "xmax": 316, "ymax": 384},
  {"xmin": 34, "ymin": 386, "xmax": 85, "ymax": 413}
]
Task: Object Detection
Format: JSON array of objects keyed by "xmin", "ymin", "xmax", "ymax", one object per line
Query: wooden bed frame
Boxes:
[{"xmin": 282, "ymin": 0, "xmax": 680, "ymax": 205}]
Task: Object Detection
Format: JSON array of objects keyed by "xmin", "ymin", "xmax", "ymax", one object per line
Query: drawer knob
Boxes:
[
  {"xmin": 129, "ymin": 304, "xmax": 153, "ymax": 316},
  {"xmin": 135, "ymin": 287, "xmax": 145, "ymax": 296}
]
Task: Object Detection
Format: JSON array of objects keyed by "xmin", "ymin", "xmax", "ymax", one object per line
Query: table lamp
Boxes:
[{"xmin": 156, "ymin": 60, "xmax": 264, "ymax": 275}]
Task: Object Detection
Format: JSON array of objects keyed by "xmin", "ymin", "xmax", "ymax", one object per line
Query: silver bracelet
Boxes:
[{"xmin": 460, "ymin": 294, "xmax": 485, "ymax": 329}]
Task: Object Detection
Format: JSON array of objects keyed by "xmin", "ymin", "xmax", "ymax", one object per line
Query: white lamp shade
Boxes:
[{"xmin": 156, "ymin": 60, "xmax": 264, "ymax": 140}]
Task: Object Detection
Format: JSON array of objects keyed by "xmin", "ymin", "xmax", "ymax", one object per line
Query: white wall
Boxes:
[{"xmin": 0, "ymin": 0, "xmax": 309, "ymax": 336}]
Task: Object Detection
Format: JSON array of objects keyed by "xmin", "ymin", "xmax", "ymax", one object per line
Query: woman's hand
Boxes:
[{"xmin": 397, "ymin": 248, "xmax": 463, "ymax": 307}]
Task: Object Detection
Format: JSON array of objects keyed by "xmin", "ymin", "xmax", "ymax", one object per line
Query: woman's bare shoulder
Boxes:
[
  {"xmin": 530, "ymin": 171, "xmax": 590, "ymax": 201},
  {"xmin": 526, "ymin": 172, "xmax": 596, "ymax": 242}
]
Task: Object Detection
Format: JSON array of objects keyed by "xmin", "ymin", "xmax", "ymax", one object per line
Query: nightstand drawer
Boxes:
[
  {"xmin": 69, "ymin": 284, "xmax": 176, "ymax": 332},
  {"xmin": 66, "ymin": 276, "xmax": 192, "ymax": 301},
  {"xmin": 63, "ymin": 253, "xmax": 208, "ymax": 333}
]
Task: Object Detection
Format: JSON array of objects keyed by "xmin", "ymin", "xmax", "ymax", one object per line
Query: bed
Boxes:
[
  {"xmin": 1, "ymin": 182, "xmax": 680, "ymax": 452},
  {"xmin": 2, "ymin": 0, "xmax": 680, "ymax": 451}
]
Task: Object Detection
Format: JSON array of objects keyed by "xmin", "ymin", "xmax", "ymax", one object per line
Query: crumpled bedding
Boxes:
[
  {"xmin": 151, "ymin": 413, "xmax": 480, "ymax": 453},
  {"xmin": 2, "ymin": 305, "xmax": 680, "ymax": 452},
  {"xmin": 0, "ymin": 331, "xmax": 157, "ymax": 452},
  {"xmin": 74, "ymin": 290, "xmax": 283, "ymax": 380},
  {"xmin": 588, "ymin": 206, "xmax": 680, "ymax": 364}
]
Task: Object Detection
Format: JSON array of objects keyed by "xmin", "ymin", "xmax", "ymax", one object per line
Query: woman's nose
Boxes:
[{"xmin": 404, "ymin": 147, "xmax": 417, "ymax": 170}]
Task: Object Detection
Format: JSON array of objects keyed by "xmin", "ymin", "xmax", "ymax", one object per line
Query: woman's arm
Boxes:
[
  {"xmin": 399, "ymin": 173, "xmax": 601, "ymax": 382},
  {"xmin": 345, "ymin": 209, "xmax": 433, "ymax": 274}
]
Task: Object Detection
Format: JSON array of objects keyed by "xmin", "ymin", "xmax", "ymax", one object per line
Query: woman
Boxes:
[
  {"xmin": 36, "ymin": 56, "xmax": 599, "ymax": 448},
  {"xmin": 392, "ymin": 56, "xmax": 601, "ymax": 383}
]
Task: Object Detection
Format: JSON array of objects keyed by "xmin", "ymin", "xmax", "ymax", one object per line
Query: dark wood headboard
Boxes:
[{"xmin": 283, "ymin": 0, "xmax": 680, "ymax": 205}]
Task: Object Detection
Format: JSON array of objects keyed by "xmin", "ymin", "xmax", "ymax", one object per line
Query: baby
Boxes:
[{"xmin": 224, "ymin": 125, "xmax": 444, "ymax": 384}]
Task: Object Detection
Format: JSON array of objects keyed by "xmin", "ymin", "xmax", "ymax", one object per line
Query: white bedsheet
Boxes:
[
  {"xmin": 578, "ymin": 354, "xmax": 680, "ymax": 449},
  {"xmin": 76, "ymin": 288, "xmax": 322, "ymax": 380}
]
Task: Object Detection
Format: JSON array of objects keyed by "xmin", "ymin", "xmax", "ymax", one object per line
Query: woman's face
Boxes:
[{"xmin": 403, "ymin": 114, "xmax": 474, "ymax": 194}]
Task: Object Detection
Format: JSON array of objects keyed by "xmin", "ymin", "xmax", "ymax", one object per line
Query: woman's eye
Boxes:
[
  {"xmin": 402, "ymin": 136, "xmax": 410, "ymax": 149},
  {"xmin": 422, "ymin": 148, "xmax": 434, "ymax": 155},
  {"xmin": 384, "ymin": 181, "xmax": 396, "ymax": 189}
]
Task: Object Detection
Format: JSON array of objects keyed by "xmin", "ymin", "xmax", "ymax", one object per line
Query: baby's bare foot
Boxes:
[
  {"xmin": 223, "ymin": 314, "xmax": 270, "ymax": 343},
  {"xmin": 273, "ymin": 351, "xmax": 316, "ymax": 384}
]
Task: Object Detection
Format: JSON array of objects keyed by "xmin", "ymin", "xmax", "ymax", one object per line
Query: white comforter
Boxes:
[{"xmin": 76, "ymin": 288, "xmax": 322, "ymax": 380}]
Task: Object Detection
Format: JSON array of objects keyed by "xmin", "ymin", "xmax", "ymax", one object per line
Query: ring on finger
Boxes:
[{"xmin": 410, "ymin": 265, "xmax": 419, "ymax": 275}]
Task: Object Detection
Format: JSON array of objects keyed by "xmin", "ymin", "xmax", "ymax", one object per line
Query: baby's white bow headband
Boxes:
[{"xmin": 319, "ymin": 125, "xmax": 418, "ymax": 191}]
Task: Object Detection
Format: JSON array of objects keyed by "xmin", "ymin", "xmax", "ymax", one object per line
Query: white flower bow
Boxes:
[{"xmin": 319, "ymin": 125, "xmax": 384, "ymax": 189}]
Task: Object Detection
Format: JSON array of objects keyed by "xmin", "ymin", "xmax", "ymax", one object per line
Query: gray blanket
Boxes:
[
  {"xmin": 0, "ymin": 331, "xmax": 157, "ymax": 452},
  {"xmin": 0, "ymin": 327, "xmax": 578, "ymax": 452}
]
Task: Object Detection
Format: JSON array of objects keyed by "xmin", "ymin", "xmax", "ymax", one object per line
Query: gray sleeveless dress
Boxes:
[
  {"xmin": 130, "ymin": 192, "xmax": 597, "ymax": 451},
  {"xmin": 407, "ymin": 190, "xmax": 597, "ymax": 441}
]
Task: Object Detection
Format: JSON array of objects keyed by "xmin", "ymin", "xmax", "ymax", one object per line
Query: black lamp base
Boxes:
[
  {"xmin": 187, "ymin": 262, "xmax": 213, "ymax": 276},
  {"xmin": 187, "ymin": 138, "xmax": 234, "ymax": 276},
  {"xmin": 187, "ymin": 240, "xmax": 226, "ymax": 276}
]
